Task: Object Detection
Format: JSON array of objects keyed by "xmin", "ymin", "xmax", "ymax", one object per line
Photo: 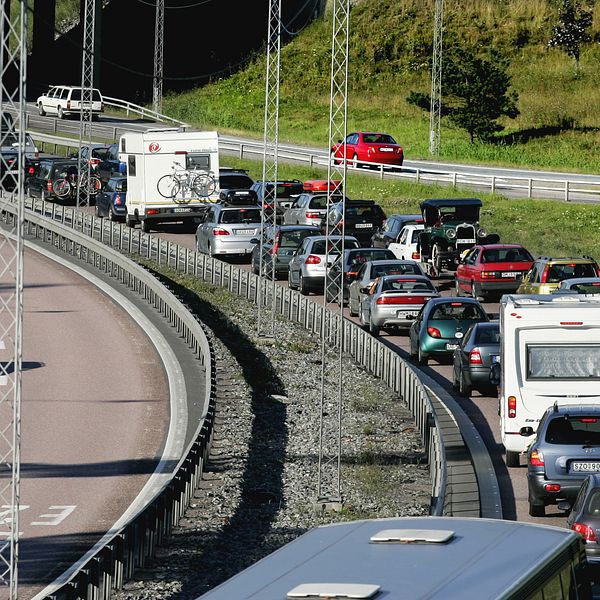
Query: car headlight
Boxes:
[
  {"xmin": 447, "ymin": 229, "xmax": 456, "ymax": 239},
  {"xmin": 478, "ymin": 228, "xmax": 487, "ymax": 238}
]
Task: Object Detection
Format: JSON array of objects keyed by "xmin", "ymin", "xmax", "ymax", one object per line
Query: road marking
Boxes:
[{"xmin": 31, "ymin": 505, "xmax": 76, "ymax": 526}]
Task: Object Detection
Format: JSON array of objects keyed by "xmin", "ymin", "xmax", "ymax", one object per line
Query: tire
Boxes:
[
  {"xmin": 330, "ymin": 150, "xmax": 337, "ymax": 166},
  {"xmin": 107, "ymin": 206, "xmax": 115, "ymax": 221},
  {"xmin": 141, "ymin": 219, "xmax": 151, "ymax": 233},
  {"xmin": 157, "ymin": 174, "xmax": 177, "ymax": 198},
  {"xmin": 349, "ymin": 298, "xmax": 358, "ymax": 317},
  {"xmin": 506, "ymin": 451, "xmax": 520, "ymax": 468},
  {"xmin": 38, "ymin": 103, "xmax": 46, "ymax": 116},
  {"xmin": 459, "ymin": 370, "xmax": 471, "ymax": 397},
  {"xmin": 452, "ymin": 367, "xmax": 459, "ymax": 389},
  {"xmin": 455, "ymin": 279, "xmax": 462, "ymax": 297},
  {"xmin": 352, "ymin": 153, "xmax": 360, "ymax": 169},
  {"xmin": 57, "ymin": 106, "xmax": 64, "ymax": 120},
  {"xmin": 432, "ymin": 243, "xmax": 443, "ymax": 274},
  {"xmin": 126, "ymin": 213, "xmax": 135, "ymax": 228},
  {"xmin": 417, "ymin": 345, "xmax": 428, "ymax": 366},
  {"xmin": 471, "ymin": 281, "xmax": 484, "ymax": 302},
  {"xmin": 207, "ymin": 241, "xmax": 215, "ymax": 258},
  {"xmin": 94, "ymin": 204, "xmax": 100, "ymax": 217},
  {"xmin": 529, "ymin": 502, "xmax": 545, "ymax": 517},
  {"xmin": 369, "ymin": 319, "xmax": 380, "ymax": 337},
  {"xmin": 288, "ymin": 270, "xmax": 298, "ymax": 291},
  {"xmin": 299, "ymin": 274, "xmax": 309, "ymax": 296}
]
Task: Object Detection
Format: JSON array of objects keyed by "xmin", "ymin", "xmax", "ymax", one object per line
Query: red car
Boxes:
[
  {"xmin": 455, "ymin": 244, "xmax": 534, "ymax": 300},
  {"xmin": 331, "ymin": 132, "xmax": 404, "ymax": 169}
]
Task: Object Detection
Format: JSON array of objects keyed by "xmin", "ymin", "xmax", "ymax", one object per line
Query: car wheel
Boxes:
[
  {"xmin": 352, "ymin": 153, "xmax": 360, "ymax": 169},
  {"xmin": 471, "ymin": 281, "xmax": 484, "ymax": 302},
  {"xmin": 369, "ymin": 319, "xmax": 380, "ymax": 337},
  {"xmin": 141, "ymin": 219, "xmax": 151, "ymax": 233},
  {"xmin": 459, "ymin": 370, "xmax": 471, "ymax": 397},
  {"xmin": 349, "ymin": 297, "xmax": 358, "ymax": 317},
  {"xmin": 94, "ymin": 204, "xmax": 100, "ymax": 217},
  {"xmin": 417, "ymin": 345, "xmax": 428, "ymax": 366},
  {"xmin": 288, "ymin": 270, "xmax": 298, "ymax": 291},
  {"xmin": 299, "ymin": 274, "xmax": 309, "ymax": 296},
  {"xmin": 207, "ymin": 241, "xmax": 216, "ymax": 258},
  {"xmin": 432, "ymin": 243, "xmax": 443, "ymax": 274},
  {"xmin": 125, "ymin": 213, "xmax": 135, "ymax": 228},
  {"xmin": 57, "ymin": 106, "xmax": 64, "ymax": 120},
  {"xmin": 455, "ymin": 279, "xmax": 462, "ymax": 297},
  {"xmin": 330, "ymin": 150, "xmax": 338, "ymax": 166},
  {"xmin": 252, "ymin": 259, "xmax": 259, "ymax": 275},
  {"xmin": 108, "ymin": 206, "xmax": 115, "ymax": 221},
  {"xmin": 529, "ymin": 501, "xmax": 545, "ymax": 517},
  {"xmin": 505, "ymin": 451, "xmax": 520, "ymax": 468},
  {"xmin": 38, "ymin": 103, "xmax": 46, "ymax": 116},
  {"xmin": 452, "ymin": 366, "xmax": 459, "ymax": 389}
]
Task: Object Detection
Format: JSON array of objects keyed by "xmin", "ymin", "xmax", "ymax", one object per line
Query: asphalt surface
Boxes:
[{"xmin": 12, "ymin": 245, "xmax": 170, "ymax": 599}]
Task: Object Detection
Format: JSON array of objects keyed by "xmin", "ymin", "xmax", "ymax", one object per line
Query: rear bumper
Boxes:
[
  {"xmin": 527, "ymin": 471, "xmax": 585, "ymax": 504},
  {"xmin": 212, "ymin": 238, "xmax": 256, "ymax": 255},
  {"xmin": 464, "ymin": 366, "xmax": 496, "ymax": 387},
  {"xmin": 478, "ymin": 280, "xmax": 523, "ymax": 293}
]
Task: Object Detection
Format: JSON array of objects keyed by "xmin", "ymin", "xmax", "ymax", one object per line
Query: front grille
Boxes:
[{"xmin": 456, "ymin": 224, "xmax": 475, "ymax": 239}]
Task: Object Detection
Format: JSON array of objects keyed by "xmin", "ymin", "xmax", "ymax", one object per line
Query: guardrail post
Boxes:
[
  {"xmin": 452, "ymin": 172, "xmax": 457, "ymax": 188},
  {"xmin": 528, "ymin": 178, "xmax": 533, "ymax": 198},
  {"xmin": 491, "ymin": 175, "xmax": 496, "ymax": 194},
  {"xmin": 239, "ymin": 144, "xmax": 244, "ymax": 159},
  {"xmin": 565, "ymin": 180, "xmax": 570, "ymax": 202},
  {"xmin": 379, "ymin": 164, "xmax": 384, "ymax": 180}
]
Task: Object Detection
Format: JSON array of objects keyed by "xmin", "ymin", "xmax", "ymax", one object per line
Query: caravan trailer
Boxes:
[
  {"xmin": 120, "ymin": 129, "xmax": 220, "ymax": 233},
  {"xmin": 500, "ymin": 294, "xmax": 600, "ymax": 467}
]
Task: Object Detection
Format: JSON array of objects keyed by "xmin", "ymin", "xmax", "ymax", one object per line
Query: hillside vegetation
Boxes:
[{"xmin": 164, "ymin": 0, "xmax": 600, "ymax": 173}]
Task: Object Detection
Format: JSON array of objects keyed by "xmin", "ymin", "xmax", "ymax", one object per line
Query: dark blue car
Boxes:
[{"xmin": 95, "ymin": 176, "xmax": 127, "ymax": 222}]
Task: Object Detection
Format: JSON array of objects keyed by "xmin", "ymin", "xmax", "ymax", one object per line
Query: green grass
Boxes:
[{"xmin": 161, "ymin": 0, "xmax": 600, "ymax": 174}]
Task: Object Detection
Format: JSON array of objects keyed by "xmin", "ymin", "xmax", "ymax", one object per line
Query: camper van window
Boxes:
[
  {"xmin": 128, "ymin": 155, "xmax": 136, "ymax": 177},
  {"xmin": 528, "ymin": 344, "xmax": 600, "ymax": 380},
  {"xmin": 187, "ymin": 154, "xmax": 210, "ymax": 171}
]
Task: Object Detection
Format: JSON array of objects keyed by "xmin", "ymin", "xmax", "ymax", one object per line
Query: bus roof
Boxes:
[{"xmin": 198, "ymin": 517, "xmax": 582, "ymax": 600}]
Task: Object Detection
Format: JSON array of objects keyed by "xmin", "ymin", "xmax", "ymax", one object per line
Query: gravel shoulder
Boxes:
[{"xmin": 115, "ymin": 265, "xmax": 431, "ymax": 600}]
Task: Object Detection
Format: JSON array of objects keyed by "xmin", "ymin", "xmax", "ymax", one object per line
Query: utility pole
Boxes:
[
  {"xmin": 429, "ymin": 0, "xmax": 444, "ymax": 155},
  {"xmin": 153, "ymin": 0, "xmax": 164, "ymax": 115},
  {"xmin": 257, "ymin": 0, "xmax": 282, "ymax": 337},
  {"xmin": 316, "ymin": 0, "xmax": 350, "ymax": 512},
  {"xmin": 0, "ymin": 1, "xmax": 26, "ymax": 596}
]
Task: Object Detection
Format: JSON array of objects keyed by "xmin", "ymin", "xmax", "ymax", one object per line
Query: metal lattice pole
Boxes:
[
  {"xmin": 0, "ymin": 1, "xmax": 26, "ymax": 595},
  {"xmin": 152, "ymin": 0, "xmax": 164, "ymax": 115},
  {"xmin": 316, "ymin": 0, "xmax": 350, "ymax": 510},
  {"xmin": 429, "ymin": 0, "xmax": 443, "ymax": 155},
  {"xmin": 77, "ymin": 0, "xmax": 96, "ymax": 207},
  {"xmin": 257, "ymin": 0, "xmax": 281, "ymax": 337}
]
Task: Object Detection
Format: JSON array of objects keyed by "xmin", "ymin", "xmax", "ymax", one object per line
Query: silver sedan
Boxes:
[{"xmin": 359, "ymin": 274, "xmax": 439, "ymax": 337}]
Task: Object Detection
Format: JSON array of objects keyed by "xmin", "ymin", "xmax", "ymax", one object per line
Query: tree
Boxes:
[
  {"xmin": 407, "ymin": 48, "xmax": 519, "ymax": 143},
  {"xmin": 548, "ymin": 0, "xmax": 592, "ymax": 70}
]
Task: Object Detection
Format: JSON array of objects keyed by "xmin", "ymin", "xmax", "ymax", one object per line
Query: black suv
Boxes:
[
  {"xmin": 323, "ymin": 199, "xmax": 387, "ymax": 247},
  {"xmin": 219, "ymin": 167, "xmax": 254, "ymax": 191},
  {"xmin": 25, "ymin": 157, "xmax": 79, "ymax": 201},
  {"xmin": 251, "ymin": 180, "xmax": 303, "ymax": 224}
]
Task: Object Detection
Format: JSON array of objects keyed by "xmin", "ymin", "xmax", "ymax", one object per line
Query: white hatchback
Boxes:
[
  {"xmin": 388, "ymin": 223, "xmax": 424, "ymax": 261},
  {"xmin": 37, "ymin": 85, "xmax": 104, "ymax": 119}
]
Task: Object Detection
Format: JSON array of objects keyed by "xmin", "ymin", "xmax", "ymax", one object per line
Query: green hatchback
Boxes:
[{"xmin": 409, "ymin": 297, "xmax": 489, "ymax": 366}]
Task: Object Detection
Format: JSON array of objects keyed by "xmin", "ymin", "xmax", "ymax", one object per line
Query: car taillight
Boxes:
[
  {"xmin": 573, "ymin": 522, "xmax": 597, "ymax": 542},
  {"xmin": 271, "ymin": 233, "xmax": 280, "ymax": 256},
  {"xmin": 529, "ymin": 449, "xmax": 544, "ymax": 466},
  {"xmin": 114, "ymin": 194, "xmax": 123, "ymax": 206},
  {"xmin": 545, "ymin": 483, "xmax": 561, "ymax": 492},
  {"xmin": 481, "ymin": 271, "xmax": 497, "ymax": 279},
  {"xmin": 90, "ymin": 158, "xmax": 101, "ymax": 166},
  {"xmin": 47, "ymin": 181, "xmax": 53, "ymax": 191},
  {"xmin": 508, "ymin": 396, "xmax": 517, "ymax": 418},
  {"xmin": 541, "ymin": 264, "xmax": 550, "ymax": 283},
  {"xmin": 147, "ymin": 209, "xmax": 159, "ymax": 215},
  {"xmin": 212, "ymin": 227, "xmax": 230, "ymax": 236},
  {"xmin": 469, "ymin": 348, "xmax": 482, "ymax": 364},
  {"xmin": 306, "ymin": 212, "xmax": 320, "ymax": 219},
  {"xmin": 27, "ymin": 166, "xmax": 35, "ymax": 174},
  {"xmin": 305, "ymin": 255, "xmax": 321, "ymax": 265},
  {"xmin": 377, "ymin": 295, "xmax": 423, "ymax": 305},
  {"xmin": 411, "ymin": 252, "xmax": 420, "ymax": 260},
  {"xmin": 427, "ymin": 326, "xmax": 441, "ymax": 338}
]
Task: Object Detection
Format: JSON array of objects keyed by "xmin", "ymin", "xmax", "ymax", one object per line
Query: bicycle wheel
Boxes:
[
  {"xmin": 157, "ymin": 174, "xmax": 178, "ymax": 198},
  {"xmin": 193, "ymin": 174, "xmax": 216, "ymax": 198},
  {"xmin": 87, "ymin": 176, "xmax": 102, "ymax": 196},
  {"xmin": 52, "ymin": 179, "xmax": 71, "ymax": 198}
]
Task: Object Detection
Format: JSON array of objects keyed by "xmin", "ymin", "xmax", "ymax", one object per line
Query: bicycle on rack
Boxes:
[
  {"xmin": 52, "ymin": 169, "xmax": 101, "ymax": 200},
  {"xmin": 156, "ymin": 162, "xmax": 217, "ymax": 201}
]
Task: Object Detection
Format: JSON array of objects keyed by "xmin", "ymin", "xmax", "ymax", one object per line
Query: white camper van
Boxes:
[
  {"xmin": 500, "ymin": 294, "xmax": 600, "ymax": 467},
  {"xmin": 120, "ymin": 129, "xmax": 220, "ymax": 232}
]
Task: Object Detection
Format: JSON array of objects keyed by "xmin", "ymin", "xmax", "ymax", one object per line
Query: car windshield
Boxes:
[
  {"xmin": 312, "ymin": 239, "xmax": 359, "ymax": 254},
  {"xmin": 430, "ymin": 303, "xmax": 486, "ymax": 320},
  {"xmin": 372, "ymin": 263, "xmax": 420, "ymax": 277},
  {"xmin": 544, "ymin": 416, "xmax": 600, "ymax": 445},
  {"xmin": 481, "ymin": 248, "xmax": 532, "ymax": 263},
  {"xmin": 381, "ymin": 279, "xmax": 433, "ymax": 292},
  {"xmin": 278, "ymin": 229, "xmax": 317, "ymax": 248},
  {"xmin": 527, "ymin": 345, "xmax": 600, "ymax": 379},
  {"xmin": 362, "ymin": 133, "xmax": 396, "ymax": 144},
  {"xmin": 546, "ymin": 263, "xmax": 598, "ymax": 283},
  {"xmin": 347, "ymin": 250, "xmax": 393, "ymax": 266},
  {"xmin": 219, "ymin": 209, "xmax": 261, "ymax": 224}
]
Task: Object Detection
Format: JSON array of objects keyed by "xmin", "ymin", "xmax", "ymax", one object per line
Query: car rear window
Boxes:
[
  {"xmin": 270, "ymin": 183, "xmax": 303, "ymax": 198},
  {"xmin": 381, "ymin": 278, "xmax": 434, "ymax": 292},
  {"xmin": 362, "ymin": 134, "xmax": 396, "ymax": 144},
  {"xmin": 219, "ymin": 209, "xmax": 261, "ymax": 224},
  {"xmin": 527, "ymin": 345, "xmax": 600, "ymax": 380},
  {"xmin": 430, "ymin": 303, "xmax": 486, "ymax": 321},
  {"xmin": 410, "ymin": 230, "xmax": 422, "ymax": 243},
  {"xmin": 546, "ymin": 263, "xmax": 598, "ymax": 282},
  {"xmin": 372, "ymin": 263, "xmax": 420, "ymax": 277},
  {"xmin": 312, "ymin": 239, "xmax": 359, "ymax": 254},
  {"xmin": 544, "ymin": 416, "xmax": 600, "ymax": 445},
  {"xmin": 569, "ymin": 282, "xmax": 600, "ymax": 294},
  {"xmin": 308, "ymin": 196, "xmax": 328, "ymax": 210},
  {"xmin": 92, "ymin": 148, "xmax": 111, "ymax": 160},
  {"xmin": 347, "ymin": 250, "xmax": 394, "ymax": 266},
  {"xmin": 278, "ymin": 229, "xmax": 316, "ymax": 248},
  {"xmin": 221, "ymin": 174, "xmax": 254, "ymax": 189},
  {"xmin": 481, "ymin": 248, "xmax": 533, "ymax": 263},
  {"xmin": 475, "ymin": 327, "xmax": 500, "ymax": 344}
]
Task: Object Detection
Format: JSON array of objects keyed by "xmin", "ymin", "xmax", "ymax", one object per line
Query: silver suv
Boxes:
[{"xmin": 195, "ymin": 203, "xmax": 262, "ymax": 258}]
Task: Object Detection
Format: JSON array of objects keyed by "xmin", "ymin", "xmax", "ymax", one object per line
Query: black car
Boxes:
[
  {"xmin": 25, "ymin": 157, "xmax": 79, "ymax": 201},
  {"xmin": 371, "ymin": 213, "xmax": 422, "ymax": 248},
  {"xmin": 219, "ymin": 167, "xmax": 254, "ymax": 191},
  {"xmin": 95, "ymin": 176, "xmax": 127, "ymax": 222},
  {"xmin": 96, "ymin": 143, "xmax": 124, "ymax": 182},
  {"xmin": 324, "ymin": 199, "xmax": 387, "ymax": 247},
  {"xmin": 326, "ymin": 247, "xmax": 397, "ymax": 304},
  {"xmin": 251, "ymin": 180, "xmax": 304, "ymax": 224}
]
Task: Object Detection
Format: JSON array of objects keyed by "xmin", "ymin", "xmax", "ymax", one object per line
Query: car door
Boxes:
[
  {"xmin": 289, "ymin": 238, "xmax": 309, "ymax": 284},
  {"xmin": 456, "ymin": 248, "xmax": 476, "ymax": 293},
  {"xmin": 389, "ymin": 226, "xmax": 409, "ymax": 259},
  {"xmin": 344, "ymin": 133, "xmax": 358, "ymax": 161},
  {"xmin": 410, "ymin": 305, "xmax": 426, "ymax": 352},
  {"xmin": 198, "ymin": 207, "xmax": 215, "ymax": 252},
  {"xmin": 349, "ymin": 262, "xmax": 367, "ymax": 309}
]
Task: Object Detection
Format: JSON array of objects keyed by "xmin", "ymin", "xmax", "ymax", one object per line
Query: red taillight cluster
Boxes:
[
  {"xmin": 573, "ymin": 522, "xmax": 597, "ymax": 542},
  {"xmin": 541, "ymin": 264, "xmax": 550, "ymax": 283},
  {"xmin": 480, "ymin": 271, "xmax": 497, "ymax": 279},
  {"xmin": 212, "ymin": 227, "xmax": 230, "ymax": 236},
  {"xmin": 545, "ymin": 483, "xmax": 561, "ymax": 492},
  {"xmin": 305, "ymin": 255, "xmax": 321, "ymax": 265},
  {"xmin": 114, "ymin": 194, "xmax": 123, "ymax": 206},
  {"xmin": 411, "ymin": 252, "xmax": 420, "ymax": 260},
  {"xmin": 90, "ymin": 158, "xmax": 101, "ymax": 166},
  {"xmin": 305, "ymin": 212, "xmax": 320, "ymax": 219},
  {"xmin": 427, "ymin": 326, "xmax": 441, "ymax": 338},
  {"xmin": 47, "ymin": 181, "xmax": 53, "ymax": 191},
  {"xmin": 508, "ymin": 396, "xmax": 517, "ymax": 419},
  {"xmin": 469, "ymin": 348, "xmax": 482, "ymax": 364},
  {"xmin": 529, "ymin": 449, "xmax": 544, "ymax": 466}
]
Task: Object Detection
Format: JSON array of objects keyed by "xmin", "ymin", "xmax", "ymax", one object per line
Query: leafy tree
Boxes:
[
  {"xmin": 407, "ymin": 48, "xmax": 519, "ymax": 143},
  {"xmin": 548, "ymin": 0, "xmax": 592, "ymax": 70}
]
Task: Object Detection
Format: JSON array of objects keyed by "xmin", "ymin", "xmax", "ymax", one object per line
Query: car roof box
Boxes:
[{"xmin": 303, "ymin": 179, "xmax": 341, "ymax": 192}]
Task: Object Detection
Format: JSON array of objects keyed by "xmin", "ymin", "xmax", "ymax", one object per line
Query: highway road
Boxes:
[{"xmin": 13, "ymin": 244, "xmax": 170, "ymax": 599}]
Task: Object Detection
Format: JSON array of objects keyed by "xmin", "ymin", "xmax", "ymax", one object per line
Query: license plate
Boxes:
[
  {"xmin": 397, "ymin": 310, "xmax": 418, "ymax": 319},
  {"xmin": 173, "ymin": 208, "xmax": 188, "ymax": 213},
  {"xmin": 572, "ymin": 462, "xmax": 600, "ymax": 472},
  {"xmin": 491, "ymin": 355, "xmax": 500, "ymax": 363},
  {"xmin": 235, "ymin": 229, "xmax": 255, "ymax": 235},
  {"xmin": 379, "ymin": 147, "xmax": 393, "ymax": 152},
  {"xmin": 446, "ymin": 343, "xmax": 459, "ymax": 351},
  {"xmin": 501, "ymin": 272, "xmax": 517, "ymax": 278},
  {"xmin": 354, "ymin": 223, "xmax": 373, "ymax": 229},
  {"xmin": 458, "ymin": 238, "xmax": 476, "ymax": 244}
]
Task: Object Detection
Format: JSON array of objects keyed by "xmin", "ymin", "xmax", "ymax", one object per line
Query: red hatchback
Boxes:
[
  {"xmin": 331, "ymin": 132, "xmax": 404, "ymax": 169},
  {"xmin": 455, "ymin": 244, "xmax": 534, "ymax": 300}
]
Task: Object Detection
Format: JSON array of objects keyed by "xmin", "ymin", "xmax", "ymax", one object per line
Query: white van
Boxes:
[
  {"xmin": 120, "ymin": 129, "xmax": 220, "ymax": 233},
  {"xmin": 500, "ymin": 294, "xmax": 600, "ymax": 467}
]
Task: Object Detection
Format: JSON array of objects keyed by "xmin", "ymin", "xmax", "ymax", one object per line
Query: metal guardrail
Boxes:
[
  {"xmin": 0, "ymin": 197, "xmax": 217, "ymax": 600},
  {"xmin": 102, "ymin": 96, "xmax": 188, "ymax": 128}
]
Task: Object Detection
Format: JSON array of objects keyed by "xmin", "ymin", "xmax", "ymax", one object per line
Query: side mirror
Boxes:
[
  {"xmin": 250, "ymin": 238, "xmax": 259, "ymax": 245},
  {"xmin": 489, "ymin": 362, "xmax": 501, "ymax": 386},
  {"xmin": 519, "ymin": 426, "xmax": 534, "ymax": 437},
  {"xmin": 360, "ymin": 286, "xmax": 370, "ymax": 294}
]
